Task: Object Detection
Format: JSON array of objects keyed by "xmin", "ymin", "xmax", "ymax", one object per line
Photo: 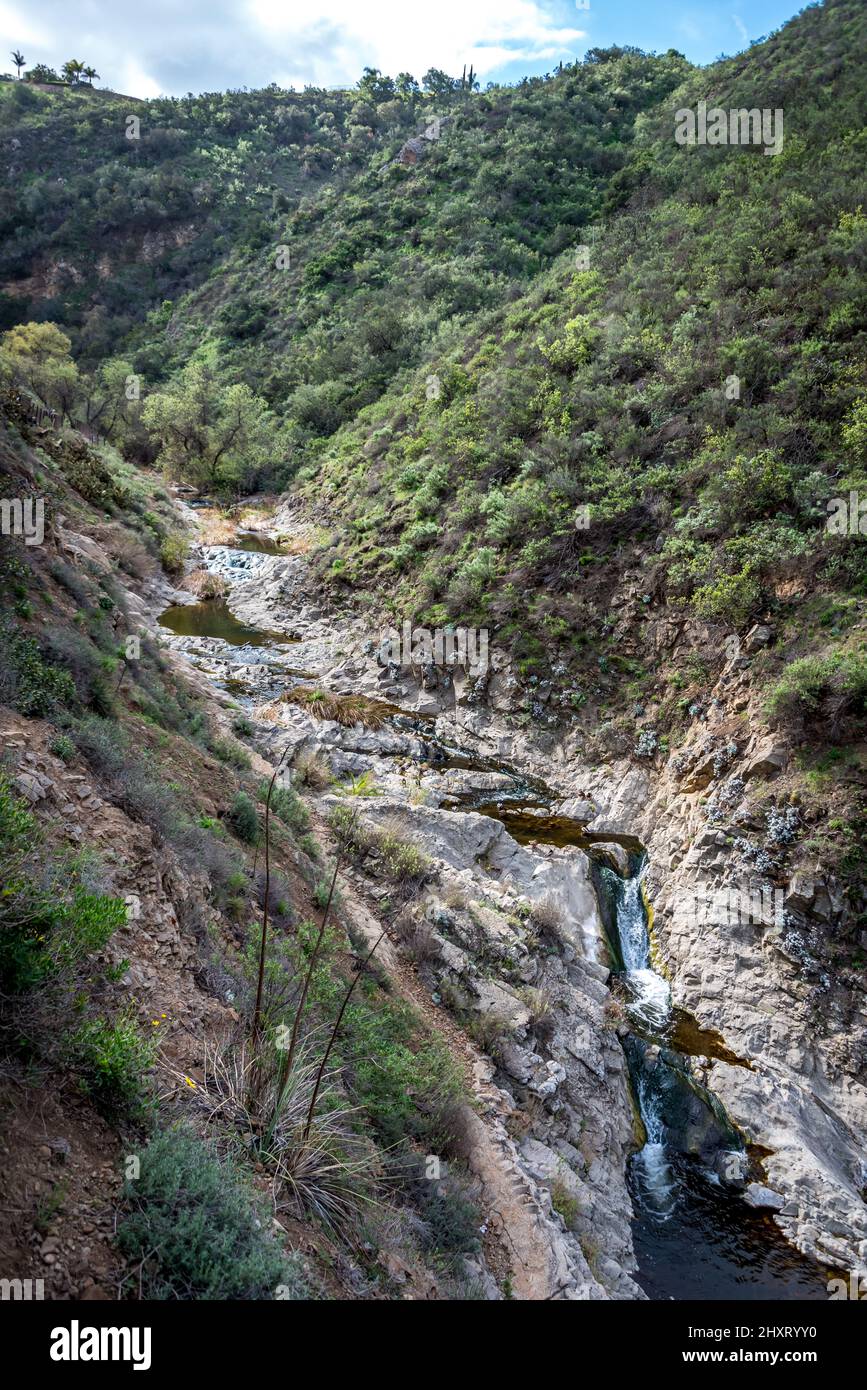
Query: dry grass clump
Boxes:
[
  {"xmin": 180, "ymin": 569, "xmax": 231, "ymax": 599},
  {"xmin": 395, "ymin": 912, "xmax": 442, "ymax": 967},
  {"xmin": 293, "ymin": 750, "xmax": 333, "ymax": 790},
  {"xmin": 163, "ymin": 1034, "xmax": 382, "ymax": 1236},
  {"xmin": 282, "ymin": 687, "xmax": 389, "ymax": 730},
  {"xmin": 273, "ymin": 534, "xmax": 311, "ymax": 555},
  {"xmin": 199, "ymin": 514, "xmax": 237, "ymax": 545}
]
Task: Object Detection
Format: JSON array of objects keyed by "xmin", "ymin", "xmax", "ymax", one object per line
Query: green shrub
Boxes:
[
  {"xmin": 48, "ymin": 732, "xmax": 76, "ymax": 763},
  {"xmin": 117, "ymin": 1126, "xmax": 308, "ymax": 1300},
  {"xmin": 766, "ymin": 651, "xmax": 867, "ymax": 723},
  {"xmin": 344, "ymin": 996, "xmax": 462, "ymax": 1147},
  {"xmin": 210, "ymin": 736, "xmax": 252, "ymax": 770},
  {"xmin": 159, "ymin": 533, "xmax": 189, "ymax": 575},
  {"xmin": 70, "ymin": 1010, "xmax": 154, "ymax": 1114},
  {"xmin": 227, "ymin": 791, "xmax": 259, "ymax": 844},
  {"xmin": 691, "ymin": 568, "xmax": 761, "ymax": 628},
  {"xmin": 416, "ymin": 1173, "xmax": 481, "ymax": 1259},
  {"xmin": 0, "ymin": 776, "xmax": 127, "ymax": 993},
  {"xmin": 0, "ymin": 623, "xmax": 76, "ymax": 716},
  {"xmin": 257, "ymin": 780, "xmax": 309, "ymax": 832}
]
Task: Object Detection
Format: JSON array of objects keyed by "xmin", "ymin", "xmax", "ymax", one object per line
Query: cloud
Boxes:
[
  {"xmin": 4, "ymin": 0, "xmax": 586, "ymax": 95},
  {"xmin": 731, "ymin": 13, "xmax": 749, "ymax": 44}
]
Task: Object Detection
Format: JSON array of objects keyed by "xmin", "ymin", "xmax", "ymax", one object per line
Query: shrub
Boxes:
[
  {"xmin": 327, "ymin": 806, "xmax": 430, "ymax": 888},
  {"xmin": 0, "ymin": 623, "xmax": 76, "ymax": 716},
  {"xmin": 159, "ymin": 533, "xmax": 189, "ymax": 575},
  {"xmin": 210, "ymin": 735, "xmax": 251, "ymax": 770},
  {"xmin": 766, "ymin": 651, "xmax": 867, "ymax": 725},
  {"xmin": 70, "ymin": 1010, "xmax": 154, "ymax": 1114},
  {"xmin": 117, "ymin": 1126, "xmax": 308, "ymax": 1300},
  {"xmin": 0, "ymin": 777, "xmax": 127, "ymax": 994},
  {"xmin": 227, "ymin": 791, "xmax": 259, "ymax": 844},
  {"xmin": 180, "ymin": 569, "xmax": 230, "ymax": 599},
  {"xmin": 258, "ymin": 780, "xmax": 309, "ymax": 832},
  {"xmin": 281, "ymin": 687, "xmax": 388, "ymax": 729},
  {"xmin": 48, "ymin": 732, "xmax": 76, "ymax": 763},
  {"xmin": 691, "ymin": 567, "xmax": 761, "ymax": 627},
  {"xmin": 344, "ymin": 996, "xmax": 463, "ymax": 1148},
  {"xmin": 415, "ymin": 1172, "xmax": 481, "ymax": 1260},
  {"xmin": 549, "ymin": 1176, "xmax": 580, "ymax": 1229}
]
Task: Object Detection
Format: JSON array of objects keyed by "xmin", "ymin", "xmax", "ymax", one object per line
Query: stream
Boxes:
[
  {"xmin": 157, "ymin": 527, "xmax": 833, "ymax": 1302},
  {"xmin": 599, "ymin": 862, "xmax": 830, "ymax": 1300}
]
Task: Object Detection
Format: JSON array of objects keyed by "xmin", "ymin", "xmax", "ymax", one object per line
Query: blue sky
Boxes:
[{"xmin": 3, "ymin": 0, "xmax": 810, "ymax": 98}]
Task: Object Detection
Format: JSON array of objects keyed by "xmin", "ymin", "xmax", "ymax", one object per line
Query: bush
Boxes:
[
  {"xmin": 0, "ymin": 623, "xmax": 76, "ymax": 716},
  {"xmin": 766, "ymin": 651, "xmax": 867, "ymax": 724},
  {"xmin": 259, "ymin": 780, "xmax": 309, "ymax": 832},
  {"xmin": 70, "ymin": 1010, "xmax": 154, "ymax": 1114},
  {"xmin": 415, "ymin": 1171, "xmax": 481, "ymax": 1260},
  {"xmin": 210, "ymin": 736, "xmax": 252, "ymax": 770},
  {"xmin": 0, "ymin": 776, "xmax": 127, "ymax": 994},
  {"xmin": 117, "ymin": 1126, "xmax": 308, "ymax": 1300},
  {"xmin": 159, "ymin": 533, "xmax": 189, "ymax": 575},
  {"xmin": 691, "ymin": 567, "xmax": 761, "ymax": 627},
  {"xmin": 227, "ymin": 791, "xmax": 259, "ymax": 844},
  {"xmin": 48, "ymin": 732, "xmax": 76, "ymax": 763}
]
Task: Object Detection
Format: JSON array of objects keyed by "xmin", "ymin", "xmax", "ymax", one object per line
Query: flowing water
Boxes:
[{"xmin": 601, "ymin": 861, "xmax": 831, "ymax": 1300}]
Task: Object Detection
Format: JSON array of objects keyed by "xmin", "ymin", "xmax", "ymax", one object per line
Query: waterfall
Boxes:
[
  {"xmin": 607, "ymin": 861, "xmax": 677, "ymax": 1221},
  {"xmin": 617, "ymin": 863, "xmax": 672, "ymax": 1035}
]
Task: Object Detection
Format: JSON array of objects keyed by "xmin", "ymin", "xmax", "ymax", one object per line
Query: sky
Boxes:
[{"xmin": 3, "ymin": 0, "xmax": 808, "ymax": 98}]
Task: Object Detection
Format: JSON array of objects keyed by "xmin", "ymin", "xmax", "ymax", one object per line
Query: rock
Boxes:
[
  {"xmin": 784, "ymin": 872, "xmax": 816, "ymax": 914},
  {"xmin": 743, "ymin": 739, "xmax": 788, "ymax": 780},
  {"xmin": 79, "ymin": 1283, "xmax": 110, "ymax": 1300},
  {"xmin": 13, "ymin": 772, "xmax": 47, "ymax": 803},
  {"xmin": 590, "ymin": 842, "xmax": 630, "ymax": 875},
  {"xmin": 744, "ymin": 1182, "xmax": 786, "ymax": 1211}
]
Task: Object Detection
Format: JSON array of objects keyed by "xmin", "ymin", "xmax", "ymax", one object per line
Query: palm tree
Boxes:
[
  {"xmin": 11, "ymin": 50, "xmax": 25, "ymax": 79},
  {"xmin": 61, "ymin": 58, "xmax": 85, "ymax": 85},
  {"xmin": 83, "ymin": 65, "xmax": 99, "ymax": 86}
]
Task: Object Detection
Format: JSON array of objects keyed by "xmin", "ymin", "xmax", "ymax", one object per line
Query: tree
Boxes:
[
  {"xmin": 25, "ymin": 63, "xmax": 60, "ymax": 83},
  {"xmin": 82, "ymin": 357, "xmax": 142, "ymax": 446},
  {"xmin": 61, "ymin": 58, "xmax": 85, "ymax": 85},
  {"xmin": 395, "ymin": 72, "xmax": 419, "ymax": 99},
  {"xmin": 142, "ymin": 361, "xmax": 273, "ymax": 493},
  {"xmin": 0, "ymin": 321, "xmax": 81, "ymax": 422},
  {"xmin": 82, "ymin": 65, "xmax": 99, "ymax": 86},
  {"xmin": 357, "ymin": 67, "xmax": 395, "ymax": 103},
  {"xmin": 422, "ymin": 68, "xmax": 458, "ymax": 99},
  {"xmin": 11, "ymin": 50, "xmax": 25, "ymax": 79}
]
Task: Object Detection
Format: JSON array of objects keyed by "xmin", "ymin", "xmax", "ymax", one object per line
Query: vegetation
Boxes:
[{"xmin": 118, "ymin": 1126, "xmax": 308, "ymax": 1299}]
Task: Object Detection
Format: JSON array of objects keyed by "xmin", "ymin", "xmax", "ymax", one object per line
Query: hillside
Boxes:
[{"xmin": 1, "ymin": 0, "xmax": 866, "ymax": 1314}]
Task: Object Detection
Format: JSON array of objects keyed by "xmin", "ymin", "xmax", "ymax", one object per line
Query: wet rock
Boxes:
[{"xmin": 744, "ymin": 1183, "xmax": 786, "ymax": 1211}]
